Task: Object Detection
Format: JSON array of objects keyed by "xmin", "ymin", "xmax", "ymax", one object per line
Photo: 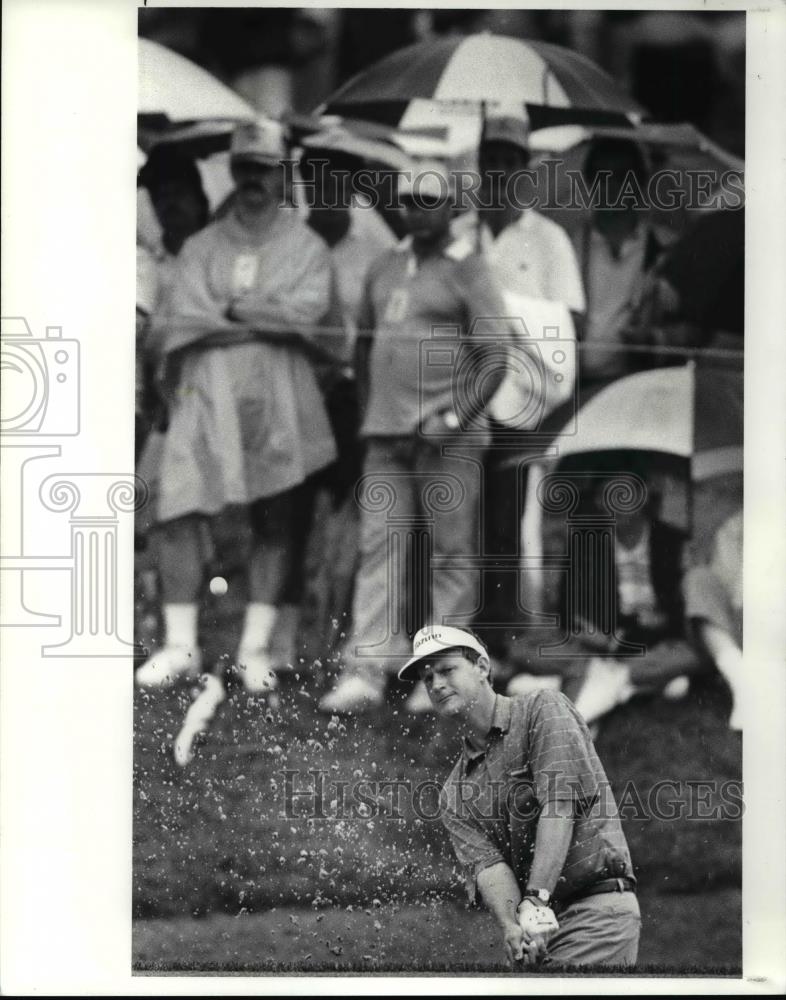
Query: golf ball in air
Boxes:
[{"xmin": 209, "ymin": 576, "xmax": 228, "ymax": 596}]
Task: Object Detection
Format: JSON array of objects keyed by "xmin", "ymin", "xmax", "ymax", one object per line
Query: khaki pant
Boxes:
[
  {"xmin": 545, "ymin": 891, "xmax": 641, "ymax": 968},
  {"xmin": 348, "ymin": 436, "xmax": 483, "ymax": 675}
]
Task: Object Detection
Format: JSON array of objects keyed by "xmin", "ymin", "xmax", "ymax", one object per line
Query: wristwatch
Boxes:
[{"xmin": 521, "ymin": 888, "xmax": 552, "ymax": 907}]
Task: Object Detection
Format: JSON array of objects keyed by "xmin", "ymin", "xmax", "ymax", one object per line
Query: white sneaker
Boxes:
[
  {"xmin": 269, "ymin": 603, "xmax": 298, "ymax": 673},
  {"xmin": 572, "ymin": 658, "xmax": 634, "ymax": 725},
  {"xmin": 662, "ymin": 675, "xmax": 690, "ymax": 700},
  {"xmin": 404, "ymin": 680, "xmax": 433, "ymax": 714},
  {"xmin": 173, "ymin": 674, "xmax": 226, "ymax": 767},
  {"xmin": 236, "ymin": 646, "xmax": 278, "ymax": 694},
  {"xmin": 135, "ymin": 645, "xmax": 201, "ymax": 687},
  {"xmin": 715, "ymin": 647, "xmax": 743, "ymax": 731},
  {"xmin": 728, "ymin": 703, "xmax": 742, "ymax": 731},
  {"xmin": 506, "ymin": 673, "xmax": 562, "ymax": 697},
  {"xmin": 318, "ymin": 675, "xmax": 384, "ymax": 714}
]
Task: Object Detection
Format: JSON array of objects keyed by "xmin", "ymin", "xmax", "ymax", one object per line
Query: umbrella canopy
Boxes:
[
  {"xmin": 139, "ymin": 38, "xmax": 256, "ymax": 124},
  {"xmin": 299, "ymin": 124, "xmax": 416, "ymax": 172},
  {"xmin": 322, "ymin": 34, "xmax": 645, "ymax": 129},
  {"xmin": 138, "ymin": 40, "xmax": 258, "ymax": 201},
  {"xmin": 523, "ymin": 120, "xmax": 744, "ymax": 247},
  {"xmin": 553, "ymin": 364, "xmax": 742, "ymax": 481},
  {"xmin": 529, "ymin": 120, "xmax": 744, "ymax": 172}
]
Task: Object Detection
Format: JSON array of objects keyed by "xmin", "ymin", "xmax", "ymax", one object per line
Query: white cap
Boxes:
[
  {"xmin": 398, "ymin": 159, "xmax": 454, "ymax": 203},
  {"xmin": 230, "ymin": 119, "xmax": 287, "ymax": 165},
  {"xmin": 398, "ymin": 625, "xmax": 487, "ymax": 681},
  {"xmin": 482, "ymin": 115, "xmax": 530, "ymax": 154}
]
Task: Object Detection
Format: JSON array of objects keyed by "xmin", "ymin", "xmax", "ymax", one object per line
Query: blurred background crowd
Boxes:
[{"xmin": 135, "ymin": 8, "xmax": 744, "ymax": 754}]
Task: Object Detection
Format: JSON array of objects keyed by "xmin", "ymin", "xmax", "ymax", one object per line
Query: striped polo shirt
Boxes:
[{"xmin": 440, "ymin": 692, "xmax": 635, "ymax": 905}]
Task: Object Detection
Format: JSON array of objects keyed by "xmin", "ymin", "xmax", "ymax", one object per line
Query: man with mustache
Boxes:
[
  {"xmin": 136, "ymin": 120, "xmax": 336, "ymax": 695},
  {"xmin": 318, "ymin": 163, "xmax": 509, "ymax": 714},
  {"xmin": 398, "ymin": 624, "xmax": 641, "ymax": 969}
]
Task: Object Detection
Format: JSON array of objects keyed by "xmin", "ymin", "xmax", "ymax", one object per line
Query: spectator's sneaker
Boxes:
[
  {"xmin": 728, "ymin": 703, "xmax": 742, "ymax": 731},
  {"xmin": 236, "ymin": 646, "xmax": 278, "ymax": 694},
  {"xmin": 173, "ymin": 674, "xmax": 226, "ymax": 767},
  {"xmin": 662, "ymin": 675, "xmax": 690, "ymax": 700},
  {"xmin": 269, "ymin": 603, "xmax": 298, "ymax": 673},
  {"xmin": 135, "ymin": 645, "xmax": 201, "ymax": 687},
  {"xmin": 404, "ymin": 680, "xmax": 433, "ymax": 714},
  {"xmin": 318, "ymin": 676, "xmax": 384, "ymax": 714},
  {"xmin": 506, "ymin": 673, "xmax": 562, "ymax": 697},
  {"xmin": 572, "ymin": 658, "xmax": 634, "ymax": 725}
]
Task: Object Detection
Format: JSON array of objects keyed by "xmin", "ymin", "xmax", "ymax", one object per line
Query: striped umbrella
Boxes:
[{"xmin": 322, "ymin": 33, "xmax": 645, "ymax": 129}]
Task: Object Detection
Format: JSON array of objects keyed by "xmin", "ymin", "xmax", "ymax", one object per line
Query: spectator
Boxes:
[
  {"xmin": 478, "ymin": 117, "xmax": 585, "ymax": 330},
  {"xmin": 136, "ymin": 238, "xmax": 159, "ymax": 463},
  {"xmin": 135, "ymin": 121, "xmax": 336, "ymax": 693},
  {"xmin": 509, "ymin": 472, "xmax": 703, "ymax": 727},
  {"xmin": 318, "ymin": 162, "xmax": 509, "ymax": 714},
  {"xmin": 305, "ymin": 150, "xmax": 397, "ymax": 495},
  {"xmin": 139, "ymin": 148, "xmax": 211, "ymax": 262},
  {"xmin": 476, "ymin": 117, "xmax": 585, "ymax": 636},
  {"xmin": 300, "ymin": 148, "xmax": 397, "ymax": 368},
  {"xmin": 626, "ymin": 207, "xmax": 744, "ymax": 365},
  {"xmin": 270, "ymin": 149, "xmax": 396, "ymax": 669},
  {"xmin": 683, "ymin": 508, "xmax": 743, "ymax": 729},
  {"xmin": 575, "ymin": 139, "xmax": 668, "ymax": 393},
  {"xmin": 136, "ymin": 151, "xmax": 210, "ymax": 456}
]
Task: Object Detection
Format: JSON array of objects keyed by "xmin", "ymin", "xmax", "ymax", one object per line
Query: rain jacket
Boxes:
[{"xmin": 154, "ymin": 207, "xmax": 337, "ymax": 522}]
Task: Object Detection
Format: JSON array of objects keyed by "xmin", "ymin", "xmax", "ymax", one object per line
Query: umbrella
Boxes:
[
  {"xmin": 519, "ymin": 362, "xmax": 742, "ymax": 604},
  {"xmin": 528, "ymin": 121, "xmax": 744, "ymax": 172},
  {"xmin": 139, "ymin": 38, "xmax": 256, "ymax": 125},
  {"xmin": 553, "ymin": 363, "xmax": 742, "ymax": 482},
  {"xmin": 299, "ymin": 124, "xmax": 417, "ymax": 172},
  {"xmin": 321, "ymin": 33, "xmax": 645, "ymax": 130},
  {"xmin": 522, "ymin": 120, "xmax": 744, "ymax": 251},
  {"xmin": 138, "ymin": 41, "xmax": 259, "ymax": 209}
]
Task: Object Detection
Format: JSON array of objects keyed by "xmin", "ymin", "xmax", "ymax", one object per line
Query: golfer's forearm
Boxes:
[
  {"xmin": 476, "ymin": 862, "xmax": 523, "ymax": 931},
  {"xmin": 527, "ymin": 807, "xmax": 575, "ymax": 893}
]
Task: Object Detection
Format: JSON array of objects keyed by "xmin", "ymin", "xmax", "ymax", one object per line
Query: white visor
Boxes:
[{"xmin": 398, "ymin": 625, "xmax": 486, "ymax": 681}]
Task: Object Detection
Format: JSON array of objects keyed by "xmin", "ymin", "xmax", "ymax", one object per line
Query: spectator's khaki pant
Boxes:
[
  {"xmin": 546, "ymin": 891, "xmax": 641, "ymax": 968},
  {"xmin": 348, "ymin": 436, "xmax": 483, "ymax": 675}
]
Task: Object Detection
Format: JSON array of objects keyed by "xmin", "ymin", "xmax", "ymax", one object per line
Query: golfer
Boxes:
[{"xmin": 399, "ymin": 625, "xmax": 641, "ymax": 969}]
